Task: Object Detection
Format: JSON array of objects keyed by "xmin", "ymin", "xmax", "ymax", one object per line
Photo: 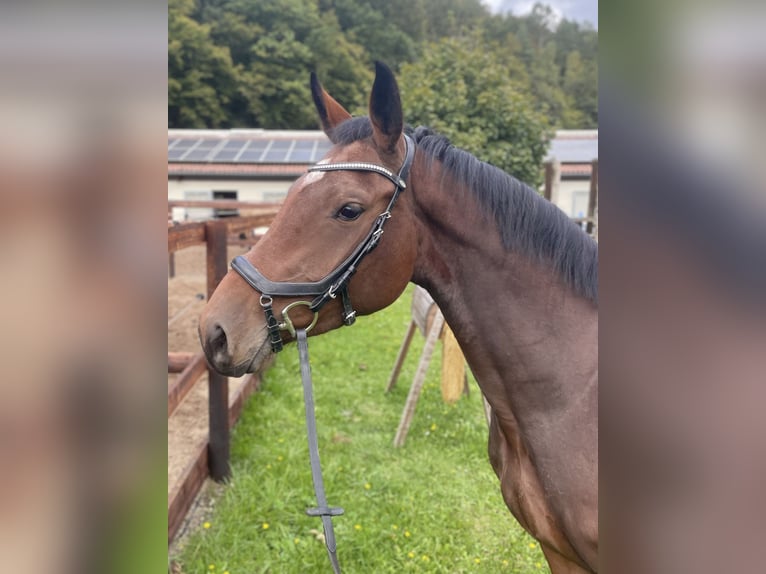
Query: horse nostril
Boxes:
[{"xmin": 208, "ymin": 323, "xmax": 228, "ymax": 357}]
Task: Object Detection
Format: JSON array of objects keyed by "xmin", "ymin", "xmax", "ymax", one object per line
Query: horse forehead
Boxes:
[
  {"xmin": 293, "ymin": 155, "xmax": 336, "ymax": 190},
  {"xmin": 295, "ymin": 142, "xmax": 378, "ymax": 191}
]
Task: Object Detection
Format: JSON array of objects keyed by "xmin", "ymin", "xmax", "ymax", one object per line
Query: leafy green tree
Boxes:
[
  {"xmin": 323, "ymin": 0, "xmax": 418, "ymax": 70},
  {"xmin": 167, "ymin": 0, "xmax": 597, "ymax": 131},
  {"xmin": 527, "ymin": 40, "xmax": 583, "ymax": 128},
  {"xmin": 562, "ymin": 50, "xmax": 597, "ymax": 127},
  {"xmin": 202, "ymin": 0, "xmax": 372, "ymax": 128},
  {"xmin": 168, "ymin": 0, "xmax": 237, "ymax": 127},
  {"xmin": 399, "ymin": 35, "xmax": 551, "ymax": 187}
]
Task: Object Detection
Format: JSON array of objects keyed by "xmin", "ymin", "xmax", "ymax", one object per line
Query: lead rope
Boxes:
[{"xmin": 297, "ymin": 328, "xmax": 344, "ymax": 573}]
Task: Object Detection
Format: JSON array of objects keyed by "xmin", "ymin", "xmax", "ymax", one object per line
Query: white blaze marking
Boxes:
[
  {"xmin": 303, "ymin": 170, "xmax": 325, "ymax": 185},
  {"xmin": 300, "ymin": 156, "xmax": 333, "ymax": 186}
]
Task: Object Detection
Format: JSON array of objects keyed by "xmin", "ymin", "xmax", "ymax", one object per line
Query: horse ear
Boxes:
[
  {"xmin": 311, "ymin": 72, "xmax": 352, "ymax": 139},
  {"xmin": 369, "ymin": 61, "xmax": 403, "ymax": 154}
]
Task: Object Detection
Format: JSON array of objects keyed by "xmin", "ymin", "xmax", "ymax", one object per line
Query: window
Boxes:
[
  {"xmin": 213, "ymin": 190, "xmax": 238, "ymax": 218},
  {"xmin": 572, "ymin": 190, "xmax": 590, "ymax": 225}
]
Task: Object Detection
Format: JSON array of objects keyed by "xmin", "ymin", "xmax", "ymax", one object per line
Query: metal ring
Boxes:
[{"xmin": 278, "ymin": 300, "xmax": 319, "ymax": 338}]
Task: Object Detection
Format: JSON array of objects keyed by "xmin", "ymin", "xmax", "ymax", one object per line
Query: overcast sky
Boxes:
[{"xmin": 483, "ymin": 0, "xmax": 598, "ymax": 28}]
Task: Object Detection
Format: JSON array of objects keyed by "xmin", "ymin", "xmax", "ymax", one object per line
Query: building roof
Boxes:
[
  {"xmin": 545, "ymin": 130, "xmax": 598, "ymax": 163},
  {"xmin": 168, "ymin": 128, "xmax": 597, "ymax": 178},
  {"xmin": 168, "ymin": 129, "xmax": 331, "ymax": 165}
]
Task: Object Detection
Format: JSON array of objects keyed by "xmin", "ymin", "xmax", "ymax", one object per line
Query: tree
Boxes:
[
  {"xmin": 562, "ymin": 50, "xmax": 597, "ymax": 127},
  {"xmin": 168, "ymin": 0, "xmax": 237, "ymax": 128},
  {"xmin": 399, "ymin": 35, "xmax": 551, "ymax": 187},
  {"xmin": 167, "ymin": 0, "xmax": 598, "ymax": 131},
  {"xmin": 202, "ymin": 0, "xmax": 373, "ymax": 128},
  {"xmin": 324, "ymin": 0, "xmax": 419, "ymax": 70}
]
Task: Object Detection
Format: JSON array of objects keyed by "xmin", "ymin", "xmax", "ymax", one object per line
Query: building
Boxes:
[
  {"xmin": 168, "ymin": 129, "xmax": 331, "ymax": 221},
  {"xmin": 168, "ymin": 128, "xmax": 597, "ymax": 220},
  {"xmin": 544, "ymin": 129, "xmax": 598, "ymax": 219}
]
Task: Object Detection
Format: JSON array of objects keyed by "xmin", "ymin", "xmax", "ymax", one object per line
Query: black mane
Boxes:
[{"xmin": 330, "ymin": 117, "xmax": 598, "ymax": 304}]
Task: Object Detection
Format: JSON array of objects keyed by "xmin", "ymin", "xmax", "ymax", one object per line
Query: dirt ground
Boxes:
[{"xmin": 168, "ymin": 243, "xmax": 251, "ymax": 549}]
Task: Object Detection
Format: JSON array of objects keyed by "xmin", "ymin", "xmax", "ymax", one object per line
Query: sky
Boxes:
[{"xmin": 483, "ymin": 0, "xmax": 598, "ymax": 28}]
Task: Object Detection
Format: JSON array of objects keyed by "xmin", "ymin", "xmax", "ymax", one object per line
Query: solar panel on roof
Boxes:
[
  {"xmin": 167, "ymin": 134, "xmax": 333, "ymax": 164},
  {"xmin": 177, "ymin": 141, "xmax": 220, "ymax": 161},
  {"xmin": 238, "ymin": 150, "xmax": 265, "ymax": 162},
  {"xmin": 288, "ymin": 149, "xmax": 315, "ymax": 162},
  {"xmin": 211, "ymin": 149, "xmax": 240, "ymax": 162},
  {"xmin": 184, "ymin": 149, "xmax": 215, "ymax": 161},
  {"xmin": 222, "ymin": 139, "xmax": 247, "ymax": 151},
  {"xmin": 259, "ymin": 140, "xmax": 290, "ymax": 162},
  {"xmin": 174, "ymin": 138, "xmax": 201, "ymax": 149}
]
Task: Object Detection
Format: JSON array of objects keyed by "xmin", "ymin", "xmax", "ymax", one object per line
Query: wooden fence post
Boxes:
[
  {"xmin": 587, "ymin": 158, "xmax": 598, "ymax": 236},
  {"xmin": 543, "ymin": 159, "xmax": 561, "ymax": 204},
  {"xmin": 205, "ymin": 219, "xmax": 230, "ymax": 481}
]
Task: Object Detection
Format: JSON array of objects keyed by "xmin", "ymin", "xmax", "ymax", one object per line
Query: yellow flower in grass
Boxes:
[
  {"xmin": 407, "ymin": 552, "xmax": 415, "ymax": 559},
  {"xmin": 430, "ymin": 423, "xmax": 437, "ymax": 431},
  {"xmin": 536, "ymin": 562, "xmax": 543, "ymax": 569},
  {"xmin": 421, "ymin": 555, "xmax": 430, "ymax": 562},
  {"xmin": 474, "ymin": 558, "xmax": 481, "ymax": 564},
  {"xmin": 203, "ymin": 522, "xmax": 211, "ymax": 529},
  {"xmin": 404, "ymin": 530, "xmax": 411, "ymax": 538},
  {"xmin": 208, "ymin": 565, "xmax": 215, "ymax": 571},
  {"xmin": 277, "ymin": 455, "xmax": 283, "ymax": 462},
  {"xmin": 294, "ymin": 538, "xmax": 300, "ymax": 544},
  {"xmin": 528, "ymin": 542, "xmax": 537, "ymax": 549},
  {"xmin": 354, "ymin": 524, "xmax": 362, "ymax": 531},
  {"xmin": 364, "ymin": 482, "xmax": 372, "ymax": 490},
  {"xmin": 262, "ymin": 523, "xmax": 270, "ymax": 530}
]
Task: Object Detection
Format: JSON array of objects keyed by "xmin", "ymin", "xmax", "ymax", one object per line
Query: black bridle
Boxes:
[
  {"xmin": 231, "ymin": 134, "xmax": 414, "ymax": 353},
  {"xmin": 229, "ymin": 134, "xmax": 415, "ymax": 574}
]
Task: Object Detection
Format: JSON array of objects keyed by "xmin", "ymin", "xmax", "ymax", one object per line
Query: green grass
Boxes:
[{"xmin": 174, "ymin": 286, "xmax": 549, "ymax": 573}]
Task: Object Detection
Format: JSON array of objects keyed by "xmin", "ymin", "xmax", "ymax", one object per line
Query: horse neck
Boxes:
[{"xmin": 406, "ymin": 157, "xmax": 598, "ymax": 413}]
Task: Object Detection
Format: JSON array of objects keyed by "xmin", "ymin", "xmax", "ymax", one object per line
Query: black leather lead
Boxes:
[{"xmin": 298, "ymin": 328, "xmax": 344, "ymax": 574}]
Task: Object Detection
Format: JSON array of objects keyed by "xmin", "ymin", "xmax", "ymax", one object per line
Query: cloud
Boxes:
[{"xmin": 482, "ymin": 0, "xmax": 598, "ymax": 27}]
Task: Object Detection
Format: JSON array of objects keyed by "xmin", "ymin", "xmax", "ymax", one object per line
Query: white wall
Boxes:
[
  {"xmin": 168, "ymin": 178, "xmax": 294, "ymax": 221},
  {"xmin": 554, "ymin": 179, "xmax": 591, "ymax": 219},
  {"xmin": 168, "ymin": 178, "xmax": 293, "ymax": 201}
]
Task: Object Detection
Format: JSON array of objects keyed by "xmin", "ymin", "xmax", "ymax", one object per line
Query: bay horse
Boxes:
[{"xmin": 199, "ymin": 62, "xmax": 598, "ymax": 573}]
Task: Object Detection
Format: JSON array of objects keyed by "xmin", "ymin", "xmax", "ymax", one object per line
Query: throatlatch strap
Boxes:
[{"xmin": 297, "ymin": 329, "xmax": 343, "ymax": 573}]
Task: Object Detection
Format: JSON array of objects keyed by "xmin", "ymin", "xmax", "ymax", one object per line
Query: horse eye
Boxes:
[{"xmin": 336, "ymin": 203, "xmax": 364, "ymax": 221}]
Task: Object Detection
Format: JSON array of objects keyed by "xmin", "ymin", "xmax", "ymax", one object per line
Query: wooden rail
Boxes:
[
  {"xmin": 169, "ymin": 200, "xmax": 283, "ymax": 210},
  {"xmin": 168, "ymin": 351, "xmax": 195, "ymax": 373},
  {"xmin": 168, "ymin": 353, "xmax": 207, "ymax": 418}
]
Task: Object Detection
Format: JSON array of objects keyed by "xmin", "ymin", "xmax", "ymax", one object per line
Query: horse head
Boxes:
[{"xmin": 199, "ymin": 62, "xmax": 418, "ymax": 376}]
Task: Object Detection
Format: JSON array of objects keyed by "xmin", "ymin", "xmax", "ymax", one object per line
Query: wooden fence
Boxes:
[{"xmin": 167, "ymin": 207, "xmax": 278, "ymax": 543}]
